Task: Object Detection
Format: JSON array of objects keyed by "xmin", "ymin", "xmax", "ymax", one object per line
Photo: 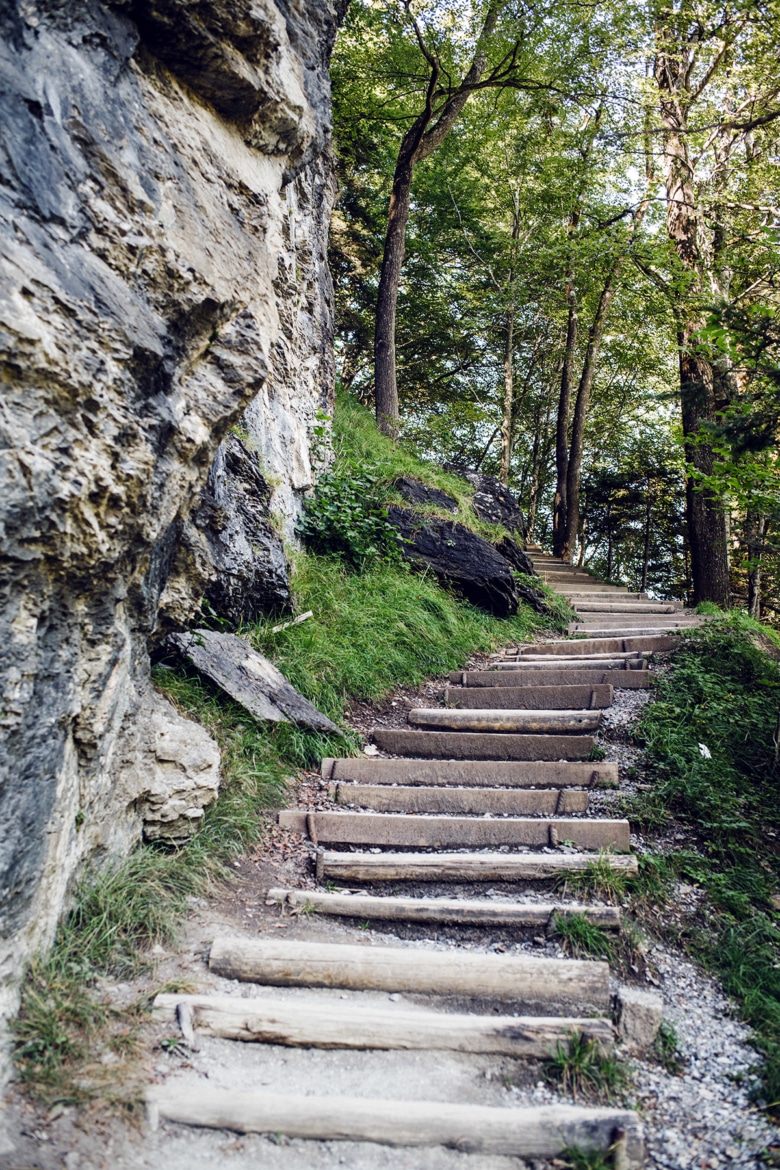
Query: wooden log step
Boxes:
[
  {"xmin": 514, "ymin": 635, "xmax": 677, "ymax": 655},
  {"xmin": 370, "ymin": 728, "xmax": 595, "ymax": 760},
  {"xmin": 407, "ymin": 708, "xmax": 602, "ymax": 734},
  {"xmin": 572, "ymin": 612, "xmax": 698, "ymax": 627},
  {"xmin": 146, "ymin": 1087, "xmax": 644, "ymax": 1165},
  {"xmin": 507, "ymin": 648, "xmax": 644, "ymax": 660},
  {"xmin": 152, "ymin": 992, "xmax": 615, "ymax": 1058},
  {"xmin": 453, "ymin": 669, "xmax": 651, "ymax": 689},
  {"xmin": 321, "ymin": 757, "xmax": 618, "ymax": 788},
  {"xmin": 494, "ymin": 657, "xmax": 644, "ymax": 671},
  {"xmin": 568, "ymin": 624, "xmax": 696, "ymax": 638},
  {"xmin": 277, "ymin": 810, "xmax": 630, "ymax": 850},
  {"xmin": 317, "ymin": 849, "xmax": 639, "ymax": 885},
  {"xmin": 208, "ymin": 937, "xmax": 610, "ymax": 1008},
  {"xmin": 573, "ymin": 601, "xmax": 682, "ymax": 613},
  {"xmin": 265, "ymin": 888, "xmax": 623, "ymax": 929},
  {"xmin": 327, "ymin": 781, "xmax": 590, "ymax": 815},
  {"xmin": 445, "ymin": 684, "xmax": 613, "ymax": 710}
]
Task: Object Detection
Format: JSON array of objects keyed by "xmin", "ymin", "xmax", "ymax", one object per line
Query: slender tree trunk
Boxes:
[
  {"xmin": 561, "ymin": 268, "xmax": 620, "ymax": 560},
  {"xmin": 745, "ymin": 511, "xmax": 767, "ymax": 619},
  {"xmin": 641, "ymin": 478, "xmax": 652, "ymax": 592},
  {"xmin": 375, "ymin": 148, "xmax": 417, "ymax": 436},
  {"xmin": 499, "ymin": 305, "xmax": 515, "ymax": 483},
  {"xmin": 373, "ymin": 2, "xmax": 503, "ymax": 436},
  {"xmin": 552, "ymin": 288, "xmax": 578, "ymax": 556},
  {"xmin": 655, "ymin": 25, "xmax": 730, "ymax": 605}
]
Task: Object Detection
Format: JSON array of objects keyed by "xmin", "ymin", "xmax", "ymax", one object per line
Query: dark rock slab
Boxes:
[
  {"xmin": 169, "ymin": 629, "xmax": 339, "ymax": 734},
  {"xmin": 394, "ymin": 477, "xmax": 458, "ymax": 513},
  {"xmin": 195, "ymin": 434, "xmax": 291, "ymax": 625},
  {"xmin": 443, "ymin": 466, "xmax": 526, "ymax": 535},
  {"xmin": 494, "ymin": 537, "xmax": 536, "ymax": 577},
  {"xmin": 387, "ymin": 507, "xmax": 519, "ymax": 618}
]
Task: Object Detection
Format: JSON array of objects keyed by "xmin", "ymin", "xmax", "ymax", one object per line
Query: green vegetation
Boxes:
[
  {"xmin": 553, "ymin": 913, "xmax": 616, "ymax": 963},
  {"xmin": 629, "ymin": 616, "xmax": 780, "ymax": 1107},
  {"xmin": 543, "ymin": 1033, "xmax": 632, "ymax": 1103}
]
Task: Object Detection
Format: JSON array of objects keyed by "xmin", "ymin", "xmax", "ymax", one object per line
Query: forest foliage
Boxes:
[{"xmin": 330, "ymin": 0, "xmax": 780, "ymax": 617}]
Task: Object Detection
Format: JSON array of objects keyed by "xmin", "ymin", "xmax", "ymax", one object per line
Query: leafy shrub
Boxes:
[{"xmin": 296, "ymin": 467, "xmax": 399, "ymax": 569}]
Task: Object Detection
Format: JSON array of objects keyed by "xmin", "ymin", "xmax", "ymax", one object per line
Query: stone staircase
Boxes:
[{"xmin": 145, "ymin": 548, "xmax": 698, "ymax": 1164}]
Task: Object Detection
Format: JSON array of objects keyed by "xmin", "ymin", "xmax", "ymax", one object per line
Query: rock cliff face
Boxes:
[{"xmin": 0, "ymin": 0, "xmax": 342, "ymax": 1018}]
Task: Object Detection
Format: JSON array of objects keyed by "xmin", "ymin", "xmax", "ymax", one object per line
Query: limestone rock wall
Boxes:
[{"xmin": 0, "ymin": 0, "xmax": 342, "ymax": 1016}]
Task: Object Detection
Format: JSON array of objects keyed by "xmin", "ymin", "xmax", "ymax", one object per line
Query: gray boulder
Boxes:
[
  {"xmin": 444, "ymin": 466, "xmax": 526, "ymax": 536},
  {"xmin": 395, "ymin": 477, "xmax": 458, "ymax": 513},
  {"xmin": 194, "ymin": 434, "xmax": 291, "ymax": 625},
  {"xmin": 387, "ymin": 507, "xmax": 519, "ymax": 618}
]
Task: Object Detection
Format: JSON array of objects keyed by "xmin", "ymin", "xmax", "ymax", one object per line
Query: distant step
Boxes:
[
  {"xmin": 208, "ymin": 937, "xmax": 610, "ymax": 1008},
  {"xmin": 407, "ymin": 708, "xmax": 602, "ymax": 734},
  {"xmin": 512, "ymin": 635, "xmax": 677, "ymax": 655},
  {"xmin": 370, "ymin": 728, "xmax": 594, "ymax": 759},
  {"xmin": 265, "ymin": 888, "xmax": 622, "ymax": 929},
  {"xmin": 445, "ymin": 684, "xmax": 612, "ymax": 710},
  {"xmin": 327, "ymin": 780, "xmax": 590, "ymax": 815},
  {"xmin": 153, "ymin": 992, "xmax": 614, "ymax": 1058},
  {"xmin": 569, "ymin": 622, "xmax": 698, "ymax": 637},
  {"xmin": 572, "ymin": 601, "xmax": 682, "ymax": 613},
  {"xmin": 317, "ymin": 849, "xmax": 639, "ymax": 885},
  {"xmin": 454, "ymin": 668, "xmax": 651, "ymax": 689},
  {"xmin": 277, "ymin": 809, "xmax": 630, "ymax": 851},
  {"xmin": 494, "ymin": 656, "xmax": 644, "ymax": 670},
  {"xmin": 322, "ymin": 757, "xmax": 618, "ymax": 788},
  {"xmin": 146, "ymin": 1087, "xmax": 644, "ymax": 1165}
]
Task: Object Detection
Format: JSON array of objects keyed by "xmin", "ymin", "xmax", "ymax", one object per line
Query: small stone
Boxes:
[{"xmin": 616, "ymin": 985, "xmax": 663, "ymax": 1050}]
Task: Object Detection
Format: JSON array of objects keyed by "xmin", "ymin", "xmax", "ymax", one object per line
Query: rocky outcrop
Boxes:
[
  {"xmin": 444, "ymin": 466, "xmax": 526, "ymax": 536},
  {"xmin": 0, "ymin": 0, "xmax": 342, "ymax": 1018},
  {"xmin": 195, "ymin": 434, "xmax": 291, "ymax": 625},
  {"xmin": 387, "ymin": 508, "xmax": 519, "ymax": 619},
  {"xmin": 394, "ymin": 478, "xmax": 459, "ymax": 513},
  {"xmin": 494, "ymin": 537, "xmax": 537, "ymax": 578}
]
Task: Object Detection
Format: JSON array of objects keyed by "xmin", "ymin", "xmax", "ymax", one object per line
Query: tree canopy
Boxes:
[{"xmin": 330, "ymin": 0, "xmax": 780, "ymax": 617}]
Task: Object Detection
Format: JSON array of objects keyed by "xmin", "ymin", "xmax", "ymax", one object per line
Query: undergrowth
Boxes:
[
  {"xmin": 544, "ymin": 1032, "xmax": 632, "ymax": 1103},
  {"xmin": 628, "ymin": 615, "xmax": 780, "ymax": 1110}
]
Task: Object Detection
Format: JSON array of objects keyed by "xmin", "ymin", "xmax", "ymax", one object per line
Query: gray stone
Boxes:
[
  {"xmin": 195, "ymin": 434, "xmax": 291, "ymax": 625},
  {"xmin": 386, "ymin": 507, "xmax": 519, "ymax": 618},
  {"xmin": 139, "ymin": 694, "xmax": 222, "ymax": 843},
  {"xmin": 616, "ymin": 985, "xmax": 664, "ymax": 1050},
  {"xmin": 443, "ymin": 466, "xmax": 526, "ymax": 535}
]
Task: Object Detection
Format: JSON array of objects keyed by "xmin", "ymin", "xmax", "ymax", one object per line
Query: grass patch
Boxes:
[
  {"xmin": 556, "ymin": 852, "xmax": 634, "ymax": 904},
  {"xmin": 633, "ymin": 614, "xmax": 780, "ymax": 1108},
  {"xmin": 544, "ymin": 1032, "xmax": 632, "ymax": 1103},
  {"xmin": 553, "ymin": 913, "xmax": 616, "ymax": 963}
]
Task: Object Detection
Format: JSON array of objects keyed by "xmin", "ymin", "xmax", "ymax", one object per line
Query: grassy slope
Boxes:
[
  {"xmin": 13, "ymin": 393, "xmax": 569, "ymax": 1104},
  {"xmin": 623, "ymin": 615, "xmax": 780, "ymax": 1108}
]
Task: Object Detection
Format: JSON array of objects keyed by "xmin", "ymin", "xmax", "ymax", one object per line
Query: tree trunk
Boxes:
[
  {"xmin": 499, "ymin": 305, "xmax": 515, "ymax": 483},
  {"xmin": 641, "ymin": 479, "xmax": 651, "ymax": 593},
  {"xmin": 655, "ymin": 24, "xmax": 730, "ymax": 605},
  {"xmin": 561, "ymin": 268, "xmax": 620, "ymax": 561},
  {"xmin": 552, "ymin": 289, "xmax": 578, "ymax": 556},
  {"xmin": 745, "ymin": 511, "xmax": 767, "ymax": 619},
  {"xmin": 373, "ymin": 3, "xmax": 503, "ymax": 436},
  {"xmin": 375, "ymin": 146, "xmax": 417, "ymax": 436}
]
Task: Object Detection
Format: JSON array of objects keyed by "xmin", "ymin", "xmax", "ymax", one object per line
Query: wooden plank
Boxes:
[
  {"xmin": 329, "ymin": 781, "xmax": 590, "ymax": 815},
  {"xmin": 370, "ymin": 728, "xmax": 595, "ymax": 760},
  {"xmin": 323, "ymin": 757, "xmax": 617, "ymax": 788},
  {"xmin": 168, "ymin": 629, "xmax": 339, "ymax": 733},
  {"xmin": 318, "ymin": 850, "xmax": 639, "ymax": 884},
  {"xmin": 146, "ymin": 1088, "xmax": 644, "ymax": 1165},
  {"xmin": 265, "ymin": 888, "xmax": 622, "ymax": 928},
  {"xmin": 208, "ymin": 937, "xmax": 610, "ymax": 1008},
  {"xmin": 514, "ymin": 635, "xmax": 677, "ymax": 655},
  {"xmin": 454, "ymin": 669, "xmax": 650, "ymax": 689},
  {"xmin": 152, "ymin": 992, "xmax": 615, "ymax": 1057},
  {"xmin": 407, "ymin": 708, "xmax": 602, "ymax": 734},
  {"xmin": 573, "ymin": 601, "xmax": 682, "ymax": 613},
  {"xmin": 494, "ymin": 658, "xmax": 643, "ymax": 671},
  {"xmin": 277, "ymin": 810, "xmax": 630, "ymax": 850},
  {"xmin": 445, "ymin": 684, "xmax": 613, "ymax": 710}
]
